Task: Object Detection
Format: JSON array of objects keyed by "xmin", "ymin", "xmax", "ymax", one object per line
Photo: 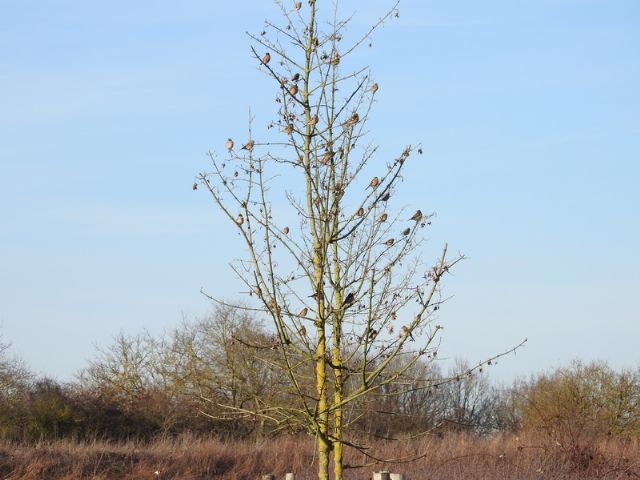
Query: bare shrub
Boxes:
[{"xmin": 512, "ymin": 360, "xmax": 640, "ymax": 472}]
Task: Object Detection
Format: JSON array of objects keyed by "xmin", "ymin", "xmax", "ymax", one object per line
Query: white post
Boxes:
[
  {"xmin": 373, "ymin": 472, "xmax": 391, "ymax": 480},
  {"xmin": 285, "ymin": 474, "xmax": 295, "ymax": 480},
  {"xmin": 262, "ymin": 475, "xmax": 275, "ymax": 480},
  {"xmin": 390, "ymin": 474, "xmax": 406, "ymax": 480}
]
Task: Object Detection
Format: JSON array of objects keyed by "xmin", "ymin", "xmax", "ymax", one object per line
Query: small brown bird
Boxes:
[
  {"xmin": 288, "ymin": 84, "xmax": 298, "ymax": 96},
  {"xmin": 321, "ymin": 151, "xmax": 333, "ymax": 165},
  {"xmin": 308, "ymin": 114, "xmax": 319, "ymax": 126},
  {"xmin": 283, "ymin": 226, "xmax": 290, "ymax": 234},
  {"xmin": 337, "ymin": 146, "xmax": 344, "ymax": 159},
  {"xmin": 225, "ymin": 138, "xmax": 234, "ymax": 151},
  {"xmin": 402, "ymin": 227, "xmax": 411, "ymax": 236},
  {"xmin": 378, "ymin": 213, "xmax": 388, "ymax": 222},
  {"xmin": 283, "ymin": 124, "xmax": 294, "ymax": 135},
  {"xmin": 235, "ymin": 213, "xmax": 244, "ymax": 225},
  {"xmin": 298, "ymin": 325, "xmax": 306, "ymax": 336},
  {"xmin": 299, "ymin": 307, "xmax": 308, "ymax": 317},
  {"xmin": 254, "ymin": 286, "xmax": 262, "ymax": 296},
  {"xmin": 410, "ymin": 210, "xmax": 423, "ymax": 222},
  {"xmin": 267, "ymin": 297, "xmax": 277, "ymax": 313},
  {"xmin": 380, "ymin": 192, "xmax": 390, "ymax": 202},
  {"xmin": 241, "ymin": 140, "xmax": 255, "ymax": 152},
  {"xmin": 330, "ymin": 52, "xmax": 340, "ymax": 65},
  {"xmin": 370, "ymin": 83, "xmax": 379, "ymax": 94},
  {"xmin": 192, "ymin": 182, "xmax": 198, "ymax": 191},
  {"xmin": 401, "ymin": 325, "xmax": 414, "ymax": 341},
  {"xmin": 291, "ymin": 72, "xmax": 300, "ymax": 82},
  {"xmin": 368, "ymin": 176, "xmax": 380, "ymax": 189},
  {"xmin": 356, "ymin": 207, "xmax": 365, "ymax": 217},
  {"xmin": 293, "ymin": 2, "xmax": 302, "ymax": 11},
  {"xmin": 262, "ymin": 52, "xmax": 271, "ymax": 64},
  {"xmin": 385, "ymin": 238, "xmax": 394, "ymax": 246},
  {"xmin": 344, "ymin": 112, "xmax": 359, "ymax": 128}
]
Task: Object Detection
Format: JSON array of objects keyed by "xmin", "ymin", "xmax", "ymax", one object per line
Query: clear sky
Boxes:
[{"xmin": 1, "ymin": 0, "xmax": 638, "ymax": 382}]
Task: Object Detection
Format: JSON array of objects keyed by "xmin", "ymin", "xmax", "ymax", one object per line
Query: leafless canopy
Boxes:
[{"xmin": 196, "ymin": 2, "xmax": 524, "ymax": 479}]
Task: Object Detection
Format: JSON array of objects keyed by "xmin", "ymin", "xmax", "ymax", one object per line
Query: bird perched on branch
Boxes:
[
  {"xmin": 288, "ymin": 84, "xmax": 298, "ymax": 96},
  {"xmin": 299, "ymin": 307, "xmax": 308, "ymax": 317},
  {"xmin": 410, "ymin": 210, "xmax": 423, "ymax": 222},
  {"xmin": 267, "ymin": 298, "xmax": 280, "ymax": 314},
  {"xmin": 283, "ymin": 124, "xmax": 294, "ymax": 135},
  {"xmin": 262, "ymin": 52, "xmax": 271, "ymax": 64},
  {"xmin": 235, "ymin": 213, "xmax": 244, "ymax": 225},
  {"xmin": 378, "ymin": 213, "xmax": 388, "ymax": 222},
  {"xmin": 368, "ymin": 177, "xmax": 380, "ymax": 189},
  {"xmin": 356, "ymin": 207, "xmax": 365, "ymax": 217},
  {"xmin": 401, "ymin": 326, "xmax": 414, "ymax": 341},
  {"xmin": 343, "ymin": 292, "xmax": 355, "ymax": 308},
  {"xmin": 293, "ymin": 2, "xmax": 302, "ymax": 11},
  {"xmin": 226, "ymin": 138, "xmax": 234, "ymax": 151},
  {"xmin": 385, "ymin": 238, "xmax": 394, "ymax": 246},
  {"xmin": 241, "ymin": 140, "xmax": 255, "ymax": 152},
  {"xmin": 283, "ymin": 226, "xmax": 290, "ymax": 235},
  {"xmin": 402, "ymin": 227, "xmax": 411, "ymax": 236},
  {"xmin": 308, "ymin": 114, "xmax": 319, "ymax": 126},
  {"xmin": 308, "ymin": 291, "xmax": 323, "ymax": 301},
  {"xmin": 344, "ymin": 112, "xmax": 359, "ymax": 128},
  {"xmin": 370, "ymin": 83, "xmax": 379, "ymax": 94},
  {"xmin": 380, "ymin": 192, "xmax": 390, "ymax": 202},
  {"xmin": 321, "ymin": 151, "xmax": 333, "ymax": 166},
  {"xmin": 291, "ymin": 72, "xmax": 300, "ymax": 82},
  {"xmin": 192, "ymin": 182, "xmax": 198, "ymax": 191}
]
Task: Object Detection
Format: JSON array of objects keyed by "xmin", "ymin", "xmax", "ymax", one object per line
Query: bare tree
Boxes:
[
  {"xmin": 0, "ymin": 334, "xmax": 30, "ymax": 395},
  {"xmin": 170, "ymin": 306, "xmax": 291, "ymax": 436},
  {"xmin": 79, "ymin": 307, "xmax": 286, "ymax": 437},
  {"xmin": 0, "ymin": 333, "xmax": 31, "ymax": 440},
  {"xmin": 440, "ymin": 358, "xmax": 496, "ymax": 434},
  {"xmin": 196, "ymin": 2, "xmax": 524, "ymax": 479}
]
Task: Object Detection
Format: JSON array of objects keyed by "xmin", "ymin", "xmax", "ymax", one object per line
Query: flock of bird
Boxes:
[{"xmin": 195, "ymin": 41, "xmax": 422, "ymax": 343}]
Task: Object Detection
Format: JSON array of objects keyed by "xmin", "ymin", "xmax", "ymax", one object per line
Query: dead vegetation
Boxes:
[{"xmin": 0, "ymin": 432, "xmax": 638, "ymax": 480}]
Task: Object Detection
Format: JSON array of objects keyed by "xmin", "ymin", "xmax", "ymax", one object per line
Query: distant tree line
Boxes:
[{"xmin": 1, "ymin": 309, "xmax": 639, "ymax": 443}]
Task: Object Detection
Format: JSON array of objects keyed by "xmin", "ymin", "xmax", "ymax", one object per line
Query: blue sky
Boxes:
[{"xmin": 1, "ymin": 0, "xmax": 638, "ymax": 381}]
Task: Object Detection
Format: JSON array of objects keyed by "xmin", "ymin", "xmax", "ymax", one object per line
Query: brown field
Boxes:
[{"xmin": 0, "ymin": 432, "xmax": 638, "ymax": 480}]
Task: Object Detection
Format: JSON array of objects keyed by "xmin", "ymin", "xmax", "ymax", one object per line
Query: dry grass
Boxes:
[
  {"xmin": 385, "ymin": 433, "xmax": 640, "ymax": 480},
  {"xmin": 0, "ymin": 432, "xmax": 638, "ymax": 479}
]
